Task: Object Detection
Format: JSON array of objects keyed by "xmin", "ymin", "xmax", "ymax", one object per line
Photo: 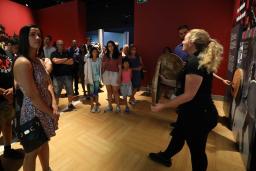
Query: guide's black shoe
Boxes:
[
  {"xmin": 0, "ymin": 160, "xmax": 4, "ymax": 171},
  {"xmin": 170, "ymin": 122, "xmax": 177, "ymax": 128},
  {"xmin": 148, "ymin": 152, "xmax": 172, "ymax": 167}
]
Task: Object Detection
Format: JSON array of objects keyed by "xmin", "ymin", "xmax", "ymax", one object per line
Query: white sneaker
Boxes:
[
  {"xmin": 115, "ymin": 106, "xmax": 121, "ymax": 113},
  {"xmin": 96, "ymin": 106, "xmax": 101, "ymax": 113},
  {"xmin": 91, "ymin": 105, "xmax": 96, "ymax": 113},
  {"xmin": 104, "ymin": 105, "xmax": 113, "ymax": 113}
]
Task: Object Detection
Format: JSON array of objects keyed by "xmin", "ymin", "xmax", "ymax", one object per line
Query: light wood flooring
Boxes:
[{"xmin": 1, "ymin": 87, "xmax": 246, "ymax": 171}]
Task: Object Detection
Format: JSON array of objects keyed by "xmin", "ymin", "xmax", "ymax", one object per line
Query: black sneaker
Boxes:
[
  {"xmin": 67, "ymin": 104, "xmax": 75, "ymax": 111},
  {"xmin": 0, "ymin": 160, "xmax": 4, "ymax": 171},
  {"xmin": 170, "ymin": 122, "xmax": 177, "ymax": 128},
  {"xmin": 4, "ymin": 149, "xmax": 24, "ymax": 159},
  {"xmin": 148, "ymin": 152, "xmax": 172, "ymax": 167}
]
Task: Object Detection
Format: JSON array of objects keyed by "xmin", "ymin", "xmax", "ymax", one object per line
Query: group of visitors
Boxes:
[
  {"xmin": 0, "ymin": 23, "xmax": 144, "ymax": 170},
  {"xmin": 0, "ymin": 22, "xmax": 232, "ymax": 171}
]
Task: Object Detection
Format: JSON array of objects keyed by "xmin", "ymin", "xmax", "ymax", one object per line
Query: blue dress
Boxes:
[{"xmin": 129, "ymin": 56, "xmax": 142, "ymax": 89}]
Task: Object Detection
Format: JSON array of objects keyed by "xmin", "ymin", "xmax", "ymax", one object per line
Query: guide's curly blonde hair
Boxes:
[{"xmin": 188, "ymin": 29, "xmax": 223, "ymax": 73}]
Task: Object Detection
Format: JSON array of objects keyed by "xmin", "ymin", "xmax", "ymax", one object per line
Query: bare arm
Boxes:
[
  {"xmin": 151, "ymin": 74, "xmax": 203, "ymax": 111},
  {"xmin": 48, "ymin": 77, "xmax": 59, "ymax": 123},
  {"xmin": 14, "ymin": 57, "xmax": 53, "ymax": 116},
  {"xmin": 43, "ymin": 58, "xmax": 53, "ymax": 73},
  {"xmin": 63, "ymin": 58, "xmax": 74, "ymax": 65},
  {"xmin": 118, "ymin": 64, "xmax": 122, "ymax": 84},
  {"xmin": 47, "ymin": 78, "xmax": 57, "ymax": 107},
  {"xmin": 52, "ymin": 57, "xmax": 68, "ymax": 64},
  {"xmin": 132, "ymin": 56, "xmax": 144, "ymax": 71},
  {"xmin": 213, "ymin": 73, "xmax": 231, "ymax": 85}
]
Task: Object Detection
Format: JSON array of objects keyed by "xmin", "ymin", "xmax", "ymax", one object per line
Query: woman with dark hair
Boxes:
[
  {"xmin": 13, "ymin": 25, "xmax": 59, "ymax": 171},
  {"xmin": 128, "ymin": 45, "xmax": 143, "ymax": 105},
  {"xmin": 102, "ymin": 40, "xmax": 122, "ymax": 113}
]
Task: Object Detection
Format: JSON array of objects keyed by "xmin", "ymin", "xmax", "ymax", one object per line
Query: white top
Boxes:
[{"xmin": 43, "ymin": 46, "xmax": 56, "ymax": 58}]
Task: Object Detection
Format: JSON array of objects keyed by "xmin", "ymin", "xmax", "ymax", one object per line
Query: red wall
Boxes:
[
  {"xmin": 35, "ymin": 0, "xmax": 86, "ymax": 47},
  {"xmin": 0, "ymin": 0, "xmax": 35, "ymax": 36},
  {"xmin": 134, "ymin": 0, "xmax": 235, "ymax": 95}
]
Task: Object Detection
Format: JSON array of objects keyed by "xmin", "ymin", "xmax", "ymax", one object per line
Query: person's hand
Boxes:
[
  {"xmin": 52, "ymin": 104, "xmax": 59, "ymax": 118},
  {"xmin": 52, "ymin": 103, "xmax": 60, "ymax": 127},
  {"xmin": 3, "ymin": 88, "xmax": 13, "ymax": 96},
  {"xmin": 67, "ymin": 58, "xmax": 74, "ymax": 65},
  {"xmin": 222, "ymin": 80, "xmax": 231, "ymax": 85},
  {"xmin": 0, "ymin": 88, "xmax": 5, "ymax": 96},
  {"xmin": 159, "ymin": 74, "xmax": 166, "ymax": 80},
  {"xmin": 151, "ymin": 103, "xmax": 165, "ymax": 112},
  {"xmin": 139, "ymin": 66, "xmax": 143, "ymax": 70},
  {"xmin": 3, "ymin": 88, "xmax": 13, "ymax": 104}
]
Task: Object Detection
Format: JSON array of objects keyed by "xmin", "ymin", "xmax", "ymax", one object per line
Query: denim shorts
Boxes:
[
  {"xmin": 53, "ymin": 76, "xmax": 74, "ymax": 97},
  {"xmin": 120, "ymin": 82, "xmax": 132, "ymax": 97},
  {"xmin": 89, "ymin": 81, "xmax": 100, "ymax": 97}
]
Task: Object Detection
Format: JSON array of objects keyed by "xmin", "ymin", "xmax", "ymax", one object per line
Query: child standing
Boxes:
[
  {"xmin": 84, "ymin": 47, "xmax": 102, "ymax": 113},
  {"xmin": 120, "ymin": 58, "xmax": 132, "ymax": 113}
]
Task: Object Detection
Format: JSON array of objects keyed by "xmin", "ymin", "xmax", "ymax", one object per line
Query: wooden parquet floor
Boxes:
[{"xmin": 2, "ymin": 87, "xmax": 246, "ymax": 171}]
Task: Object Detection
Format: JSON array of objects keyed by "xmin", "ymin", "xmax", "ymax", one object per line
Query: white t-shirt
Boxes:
[{"xmin": 43, "ymin": 46, "xmax": 56, "ymax": 58}]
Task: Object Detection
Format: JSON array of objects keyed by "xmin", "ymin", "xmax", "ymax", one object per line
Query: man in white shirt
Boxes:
[{"xmin": 43, "ymin": 35, "xmax": 56, "ymax": 59}]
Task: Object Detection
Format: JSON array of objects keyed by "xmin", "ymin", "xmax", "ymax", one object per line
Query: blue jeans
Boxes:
[
  {"xmin": 89, "ymin": 81, "xmax": 100, "ymax": 97},
  {"xmin": 53, "ymin": 76, "xmax": 74, "ymax": 97}
]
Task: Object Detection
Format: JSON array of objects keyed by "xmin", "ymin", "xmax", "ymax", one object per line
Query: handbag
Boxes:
[{"xmin": 16, "ymin": 117, "xmax": 48, "ymax": 153}]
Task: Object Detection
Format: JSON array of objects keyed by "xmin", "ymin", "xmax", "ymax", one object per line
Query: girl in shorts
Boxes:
[{"xmin": 120, "ymin": 58, "xmax": 132, "ymax": 113}]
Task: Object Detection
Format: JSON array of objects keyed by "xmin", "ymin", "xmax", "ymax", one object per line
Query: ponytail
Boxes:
[
  {"xmin": 198, "ymin": 39, "xmax": 223, "ymax": 73},
  {"xmin": 188, "ymin": 29, "xmax": 223, "ymax": 73}
]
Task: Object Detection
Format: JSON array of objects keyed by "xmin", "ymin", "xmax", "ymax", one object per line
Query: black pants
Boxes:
[
  {"xmin": 73, "ymin": 63, "xmax": 79, "ymax": 93},
  {"xmin": 163, "ymin": 130, "xmax": 210, "ymax": 171},
  {"xmin": 73, "ymin": 63, "xmax": 86, "ymax": 94}
]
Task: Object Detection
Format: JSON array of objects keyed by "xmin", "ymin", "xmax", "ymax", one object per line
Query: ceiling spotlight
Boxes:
[{"xmin": 25, "ymin": 3, "xmax": 29, "ymax": 7}]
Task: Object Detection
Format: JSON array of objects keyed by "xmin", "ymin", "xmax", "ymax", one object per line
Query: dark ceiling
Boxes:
[
  {"xmin": 86, "ymin": 0, "xmax": 134, "ymax": 32},
  {"xmin": 11, "ymin": 0, "xmax": 73, "ymax": 9},
  {"xmin": 11, "ymin": 0, "xmax": 134, "ymax": 36}
]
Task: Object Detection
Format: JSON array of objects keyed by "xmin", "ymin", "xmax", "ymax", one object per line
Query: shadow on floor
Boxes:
[{"xmin": 208, "ymin": 131, "xmax": 238, "ymax": 152}]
